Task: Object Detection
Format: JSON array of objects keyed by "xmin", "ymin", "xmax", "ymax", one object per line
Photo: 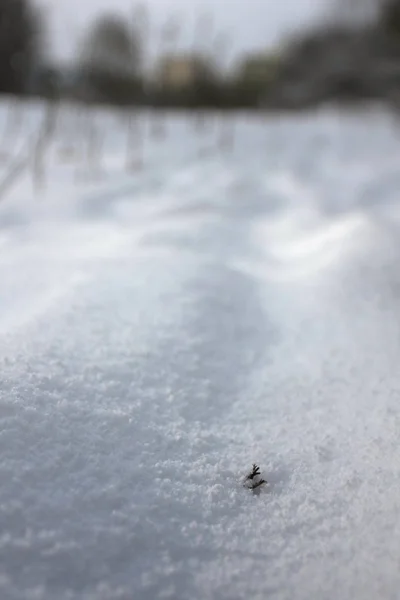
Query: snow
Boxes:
[{"xmin": 1, "ymin": 101, "xmax": 400, "ymax": 599}]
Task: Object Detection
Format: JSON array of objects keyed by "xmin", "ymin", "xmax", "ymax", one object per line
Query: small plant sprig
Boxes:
[{"xmin": 244, "ymin": 463, "xmax": 267, "ymax": 491}]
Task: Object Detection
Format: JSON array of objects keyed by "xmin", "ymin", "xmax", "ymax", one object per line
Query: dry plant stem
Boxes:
[
  {"xmin": 0, "ymin": 98, "xmax": 24, "ymax": 158},
  {"xmin": 74, "ymin": 104, "xmax": 90, "ymax": 182},
  {"xmin": 81, "ymin": 108, "xmax": 104, "ymax": 181},
  {"xmin": 6, "ymin": 97, "xmax": 24, "ymax": 139},
  {"xmin": 91, "ymin": 123, "xmax": 105, "ymax": 179},
  {"xmin": 194, "ymin": 110, "xmax": 207, "ymax": 134},
  {"xmin": 219, "ymin": 112, "xmax": 235, "ymax": 153},
  {"xmin": 0, "ymin": 143, "xmax": 30, "ymax": 202},
  {"xmin": 58, "ymin": 101, "xmax": 79, "ymax": 162},
  {"xmin": 32, "ymin": 100, "xmax": 58, "ymax": 194},
  {"xmin": 126, "ymin": 110, "xmax": 143, "ymax": 171},
  {"xmin": 150, "ymin": 109, "xmax": 166, "ymax": 140}
]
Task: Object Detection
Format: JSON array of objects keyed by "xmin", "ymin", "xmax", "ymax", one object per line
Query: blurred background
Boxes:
[{"xmin": 3, "ymin": 0, "xmax": 400, "ymax": 110}]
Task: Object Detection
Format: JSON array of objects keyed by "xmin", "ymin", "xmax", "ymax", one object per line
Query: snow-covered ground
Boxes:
[{"xmin": 1, "ymin": 101, "xmax": 400, "ymax": 600}]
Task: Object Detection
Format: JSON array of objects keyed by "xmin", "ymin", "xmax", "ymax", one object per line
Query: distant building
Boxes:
[{"xmin": 155, "ymin": 54, "xmax": 215, "ymax": 89}]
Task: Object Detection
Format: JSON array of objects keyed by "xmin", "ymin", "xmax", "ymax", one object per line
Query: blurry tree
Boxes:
[
  {"xmin": 77, "ymin": 13, "xmax": 143, "ymax": 105},
  {"xmin": 131, "ymin": 4, "xmax": 149, "ymax": 72},
  {"xmin": 380, "ymin": 0, "xmax": 400, "ymax": 35},
  {"xmin": 33, "ymin": 65, "xmax": 61, "ymax": 100},
  {"xmin": 229, "ymin": 53, "xmax": 281, "ymax": 108},
  {"xmin": 160, "ymin": 12, "xmax": 181, "ymax": 48},
  {"xmin": 212, "ymin": 32, "xmax": 231, "ymax": 76},
  {"xmin": 194, "ymin": 11, "xmax": 214, "ymax": 54},
  {"xmin": 0, "ymin": 0, "xmax": 44, "ymax": 95},
  {"xmin": 329, "ymin": 0, "xmax": 379, "ymax": 25},
  {"xmin": 80, "ymin": 14, "xmax": 141, "ymax": 75}
]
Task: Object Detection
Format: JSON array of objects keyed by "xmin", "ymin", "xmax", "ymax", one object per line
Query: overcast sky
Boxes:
[{"xmin": 34, "ymin": 0, "xmax": 339, "ymax": 64}]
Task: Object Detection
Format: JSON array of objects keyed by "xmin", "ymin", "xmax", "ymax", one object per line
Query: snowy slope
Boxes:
[{"xmin": 1, "ymin": 103, "xmax": 400, "ymax": 600}]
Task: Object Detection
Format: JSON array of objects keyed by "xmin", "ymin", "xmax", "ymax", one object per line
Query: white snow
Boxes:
[{"xmin": 1, "ymin": 101, "xmax": 400, "ymax": 600}]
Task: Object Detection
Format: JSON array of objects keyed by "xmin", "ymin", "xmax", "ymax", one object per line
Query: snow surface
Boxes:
[{"xmin": 1, "ymin": 102, "xmax": 400, "ymax": 599}]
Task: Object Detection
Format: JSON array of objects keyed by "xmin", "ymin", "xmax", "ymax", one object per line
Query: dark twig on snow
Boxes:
[
  {"xmin": 247, "ymin": 464, "xmax": 261, "ymax": 480},
  {"xmin": 244, "ymin": 464, "xmax": 267, "ymax": 490},
  {"xmin": 250, "ymin": 478, "xmax": 267, "ymax": 490}
]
